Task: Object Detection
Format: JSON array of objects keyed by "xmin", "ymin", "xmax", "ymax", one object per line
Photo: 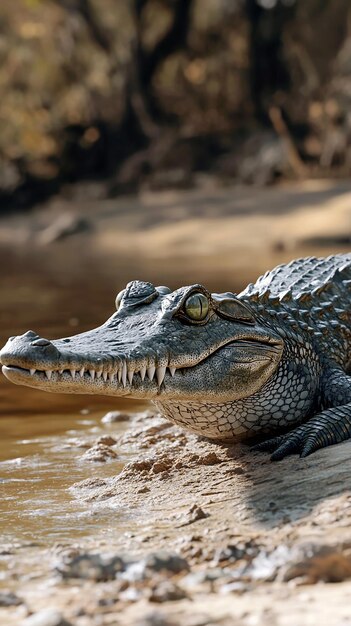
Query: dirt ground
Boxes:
[
  {"xmin": 1, "ymin": 179, "xmax": 351, "ymax": 625},
  {"xmin": 2, "ymin": 410, "xmax": 351, "ymax": 626}
]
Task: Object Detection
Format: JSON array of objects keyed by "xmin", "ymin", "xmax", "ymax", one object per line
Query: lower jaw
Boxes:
[
  {"xmin": 2, "ymin": 365, "xmax": 260, "ymax": 406},
  {"xmin": 2, "ymin": 366, "xmax": 265, "ymax": 442},
  {"xmin": 2, "ymin": 367, "xmax": 253, "ymax": 404},
  {"xmin": 1, "ymin": 366, "xmax": 138, "ymax": 396},
  {"xmin": 1, "ymin": 365, "xmax": 181, "ymax": 399}
]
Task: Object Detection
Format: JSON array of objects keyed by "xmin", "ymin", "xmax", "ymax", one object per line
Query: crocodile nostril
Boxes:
[{"xmin": 31, "ymin": 338, "xmax": 51, "ymax": 347}]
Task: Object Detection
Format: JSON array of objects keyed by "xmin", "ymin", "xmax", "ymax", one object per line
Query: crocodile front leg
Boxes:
[{"xmin": 253, "ymin": 367, "xmax": 351, "ymax": 461}]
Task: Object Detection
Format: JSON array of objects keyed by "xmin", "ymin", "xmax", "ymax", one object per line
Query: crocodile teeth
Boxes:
[
  {"xmin": 109, "ymin": 371, "xmax": 116, "ymax": 382},
  {"xmin": 147, "ymin": 365, "xmax": 156, "ymax": 382},
  {"xmin": 96, "ymin": 370, "xmax": 102, "ymax": 379},
  {"xmin": 30, "ymin": 369, "xmax": 36, "ymax": 376},
  {"xmin": 122, "ymin": 362, "xmax": 127, "ymax": 388},
  {"xmin": 79, "ymin": 367, "xmax": 85, "ymax": 378},
  {"xmin": 89, "ymin": 369, "xmax": 95, "ymax": 380},
  {"xmin": 103, "ymin": 371, "xmax": 108, "ymax": 382},
  {"xmin": 117, "ymin": 368, "xmax": 122, "ymax": 383},
  {"xmin": 45, "ymin": 370, "xmax": 52, "ymax": 380},
  {"xmin": 156, "ymin": 366, "xmax": 166, "ymax": 386},
  {"xmin": 169, "ymin": 367, "xmax": 176, "ymax": 377},
  {"xmin": 140, "ymin": 366, "xmax": 146, "ymax": 381},
  {"xmin": 127, "ymin": 369, "xmax": 134, "ymax": 385},
  {"xmin": 59, "ymin": 369, "xmax": 64, "ymax": 375},
  {"xmin": 70, "ymin": 369, "xmax": 76, "ymax": 379}
]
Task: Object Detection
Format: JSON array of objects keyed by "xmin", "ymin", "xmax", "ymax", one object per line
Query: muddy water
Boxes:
[
  {"xmin": 0, "ymin": 411, "xmax": 127, "ymax": 544},
  {"xmin": 0, "ymin": 248, "xmax": 147, "ymax": 547}
]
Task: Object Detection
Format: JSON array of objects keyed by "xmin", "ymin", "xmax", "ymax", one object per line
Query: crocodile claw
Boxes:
[
  {"xmin": 252, "ymin": 423, "xmax": 328, "ymax": 461},
  {"xmin": 253, "ymin": 404, "xmax": 351, "ymax": 461}
]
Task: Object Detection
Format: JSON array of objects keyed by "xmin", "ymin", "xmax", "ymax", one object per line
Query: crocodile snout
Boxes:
[{"xmin": 0, "ymin": 330, "xmax": 60, "ymax": 370}]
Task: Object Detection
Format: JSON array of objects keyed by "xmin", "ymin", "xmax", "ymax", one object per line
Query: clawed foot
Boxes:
[{"xmin": 252, "ymin": 423, "xmax": 327, "ymax": 461}]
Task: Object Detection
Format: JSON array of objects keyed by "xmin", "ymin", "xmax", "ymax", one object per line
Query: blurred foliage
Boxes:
[{"xmin": 1, "ymin": 0, "xmax": 351, "ymax": 208}]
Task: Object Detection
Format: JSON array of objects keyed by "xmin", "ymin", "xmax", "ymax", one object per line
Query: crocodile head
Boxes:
[{"xmin": 0, "ymin": 280, "xmax": 284, "ymax": 438}]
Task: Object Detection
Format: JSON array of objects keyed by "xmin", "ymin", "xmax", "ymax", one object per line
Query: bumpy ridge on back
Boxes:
[
  {"xmin": 239, "ymin": 254, "xmax": 351, "ymax": 367},
  {"xmin": 240, "ymin": 254, "xmax": 351, "ymax": 300}
]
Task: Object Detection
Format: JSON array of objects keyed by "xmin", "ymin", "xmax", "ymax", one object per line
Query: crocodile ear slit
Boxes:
[{"xmin": 212, "ymin": 293, "xmax": 255, "ymax": 324}]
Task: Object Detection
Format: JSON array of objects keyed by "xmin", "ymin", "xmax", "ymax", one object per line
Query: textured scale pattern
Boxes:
[
  {"xmin": 242, "ymin": 254, "xmax": 351, "ymax": 299},
  {"xmin": 241, "ymin": 254, "xmax": 351, "ymax": 369},
  {"xmin": 157, "ymin": 343, "xmax": 318, "ymax": 439},
  {"xmin": 245, "ymin": 254, "xmax": 351, "ymax": 458}
]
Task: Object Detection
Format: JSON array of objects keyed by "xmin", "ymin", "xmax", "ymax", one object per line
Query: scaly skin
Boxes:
[{"xmin": 1, "ymin": 254, "xmax": 351, "ymax": 460}]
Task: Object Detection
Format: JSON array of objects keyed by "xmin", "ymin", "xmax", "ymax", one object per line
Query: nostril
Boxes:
[{"xmin": 31, "ymin": 338, "xmax": 51, "ymax": 347}]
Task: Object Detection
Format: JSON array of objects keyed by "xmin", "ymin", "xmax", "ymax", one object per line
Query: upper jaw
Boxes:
[{"xmin": 0, "ymin": 334, "xmax": 178, "ymax": 395}]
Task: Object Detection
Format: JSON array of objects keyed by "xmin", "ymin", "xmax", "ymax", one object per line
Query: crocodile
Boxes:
[{"xmin": 1, "ymin": 254, "xmax": 351, "ymax": 460}]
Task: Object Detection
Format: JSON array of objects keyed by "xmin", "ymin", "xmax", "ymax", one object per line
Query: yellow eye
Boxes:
[
  {"xmin": 184, "ymin": 292, "xmax": 209, "ymax": 321},
  {"xmin": 115, "ymin": 289, "xmax": 125, "ymax": 311}
]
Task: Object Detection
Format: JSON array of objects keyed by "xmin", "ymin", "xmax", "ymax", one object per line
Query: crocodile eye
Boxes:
[
  {"xmin": 115, "ymin": 289, "xmax": 125, "ymax": 311},
  {"xmin": 184, "ymin": 292, "xmax": 209, "ymax": 321}
]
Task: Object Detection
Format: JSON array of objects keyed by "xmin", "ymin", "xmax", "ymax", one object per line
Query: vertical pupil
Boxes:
[{"xmin": 185, "ymin": 292, "xmax": 208, "ymax": 320}]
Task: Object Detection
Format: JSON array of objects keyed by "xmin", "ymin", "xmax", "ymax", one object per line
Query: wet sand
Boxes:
[{"xmin": 2, "ymin": 410, "xmax": 351, "ymax": 625}]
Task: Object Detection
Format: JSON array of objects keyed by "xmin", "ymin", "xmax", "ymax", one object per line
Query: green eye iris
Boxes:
[{"xmin": 184, "ymin": 292, "xmax": 209, "ymax": 321}]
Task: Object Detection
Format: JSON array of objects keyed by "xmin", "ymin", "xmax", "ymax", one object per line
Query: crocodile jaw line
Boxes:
[{"xmin": 1, "ymin": 361, "xmax": 176, "ymax": 396}]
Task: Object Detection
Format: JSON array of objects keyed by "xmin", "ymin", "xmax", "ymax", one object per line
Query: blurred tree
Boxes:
[
  {"xmin": 131, "ymin": 0, "xmax": 193, "ymax": 133},
  {"xmin": 1, "ymin": 0, "xmax": 351, "ymax": 211},
  {"xmin": 246, "ymin": 0, "xmax": 296, "ymax": 123},
  {"xmin": 56, "ymin": 0, "xmax": 111, "ymax": 51}
]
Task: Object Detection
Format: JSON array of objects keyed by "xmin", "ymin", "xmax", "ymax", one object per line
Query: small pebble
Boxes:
[
  {"xmin": 80, "ymin": 443, "xmax": 118, "ymax": 463},
  {"xmin": 96, "ymin": 435, "xmax": 117, "ymax": 446},
  {"xmin": 57, "ymin": 553, "xmax": 125, "ymax": 581},
  {"xmin": 149, "ymin": 581, "xmax": 187, "ymax": 603},
  {"xmin": 142, "ymin": 552, "xmax": 190, "ymax": 575},
  {"xmin": 177, "ymin": 504, "xmax": 208, "ymax": 527},
  {"xmin": 214, "ymin": 540, "xmax": 259, "ymax": 564},
  {"xmin": 121, "ymin": 552, "xmax": 190, "ymax": 582},
  {"xmin": 101, "ymin": 411, "xmax": 131, "ymax": 423},
  {"xmin": 282, "ymin": 544, "xmax": 351, "ymax": 583}
]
